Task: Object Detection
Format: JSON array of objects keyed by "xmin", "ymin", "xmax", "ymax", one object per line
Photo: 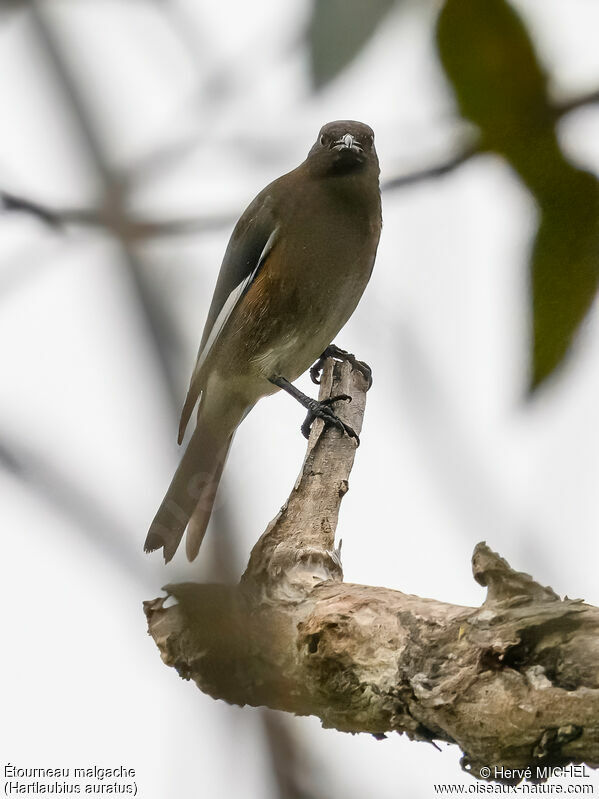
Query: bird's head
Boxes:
[{"xmin": 307, "ymin": 120, "xmax": 378, "ymax": 177}]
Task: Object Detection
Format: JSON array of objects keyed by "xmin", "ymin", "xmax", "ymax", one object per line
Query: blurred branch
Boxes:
[
  {"xmin": 0, "ymin": 187, "xmax": 234, "ymax": 238},
  {"xmin": 22, "ymin": 15, "xmax": 318, "ymax": 798},
  {"xmin": 382, "ymin": 85, "xmax": 599, "ymax": 194},
  {"xmin": 135, "ymin": 13, "xmax": 322, "ymax": 791},
  {"xmin": 0, "ymin": 0, "xmax": 21, "ymax": 15},
  {"xmin": 145, "ymin": 0, "xmax": 209, "ymax": 67},
  {"xmin": 124, "ymin": 20, "xmax": 302, "ymax": 185},
  {"xmin": 4, "ymin": 84, "xmax": 596, "ymax": 230},
  {"xmin": 554, "ymin": 87, "xmax": 599, "ymax": 118},
  {"xmin": 28, "ymin": 1, "xmax": 189, "ymax": 411},
  {"xmin": 145, "ymin": 360, "xmax": 599, "ymax": 780},
  {"xmin": 0, "ymin": 435, "xmax": 145, "ymax": 581},
  {"xmin": 0, "ymin": 189, "xmax": 63, "ymax": 227},
  {"xmin": 262, "ymin": 711, "xmax": 328, "ymax": 799},
  {"xmin": 381, "ymin": 141, "xmax": 479, "ymax": 192},
  {"xmin": 126, "ymin": 128, "xmax": 290, "ymax": 186}
]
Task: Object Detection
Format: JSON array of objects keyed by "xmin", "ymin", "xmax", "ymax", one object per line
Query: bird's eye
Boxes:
[{"xmin": 320, "ymin": 134, "xmax": 327, "ymax": 146}]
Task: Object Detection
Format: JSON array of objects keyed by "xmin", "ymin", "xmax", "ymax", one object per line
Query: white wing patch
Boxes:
[{"xmin": 194, "ymin": 226, "xmax": 279, "ymax": 374}]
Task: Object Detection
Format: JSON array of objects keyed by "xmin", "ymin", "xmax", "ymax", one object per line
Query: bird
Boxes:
[{"xmin": 145, "ymin": 120, "xmax": 382, "ymax": 563}]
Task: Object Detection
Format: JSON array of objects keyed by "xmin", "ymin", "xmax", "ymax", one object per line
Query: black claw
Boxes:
[
  {"xmin": 269, "ymin": 372, "xmax": 360, "ymax": 445},
  {"xmin": 309, "ymin": 345, "xmax": 373, "ymax": 389},
  {"xmin": 301, "ymin": 396, "xmax": 359, "ymax": 444},
  {"xmin": 300, "ymin": 416, "xmax": 314, "ymax": 439},
  {"xmin": 355, "ymin": 360, "xmax": 373, "ymax": 389}
]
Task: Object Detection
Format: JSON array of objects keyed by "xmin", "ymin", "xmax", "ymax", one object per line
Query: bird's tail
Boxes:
[{"xmin": 144, "ymin": 410, "xmax": 233, "ymax": 563}]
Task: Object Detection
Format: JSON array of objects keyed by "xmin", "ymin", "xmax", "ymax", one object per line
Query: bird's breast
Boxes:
[{"xmin": 213, "ymin": 177, "xmax": 381, "ymax": 384}]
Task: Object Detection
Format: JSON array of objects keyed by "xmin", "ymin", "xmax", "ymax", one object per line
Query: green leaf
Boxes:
[
  {"xmin": 308, "ymin": 0, "xmax": 396, "ymax": 89},
  {"xmin": 436, "ymin": 0, "xmax": 599, "ymax": 391},
  {"xmin": 436, "ymin": 0, "xmax": 550, "ymax": 151},
  {"xmin": 531, "ymin": 167, "xmax": 599, "ymax": 389}
]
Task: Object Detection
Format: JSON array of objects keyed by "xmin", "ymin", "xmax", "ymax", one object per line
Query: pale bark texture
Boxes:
[{"xmin": 144, "ymin": 358, "xmax": 599, "ymax": 782}]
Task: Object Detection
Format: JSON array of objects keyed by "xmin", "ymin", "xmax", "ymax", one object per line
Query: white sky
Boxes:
[{"xmin": 1, "ymin": 1, "xmax": 599, "ymax": 797}]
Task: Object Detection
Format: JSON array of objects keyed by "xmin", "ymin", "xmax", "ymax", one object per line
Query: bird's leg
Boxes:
[
  {"xmin": 310, "ymin": 344, "xmax": 373, "ymax": 388},
  {"xmin": 269, "ymin": 375, "xmax": 359, "ymax": 444}
]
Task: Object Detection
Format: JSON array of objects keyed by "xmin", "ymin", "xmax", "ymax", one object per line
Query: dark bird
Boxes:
[{"xmin": 145, "ymin": 120, "xmax": 382, "ymax": 563}]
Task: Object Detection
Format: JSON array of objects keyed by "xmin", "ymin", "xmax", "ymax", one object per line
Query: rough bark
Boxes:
[{"xmin": 144, "ymin": 358, "xmax": 599, "ymax": 782}]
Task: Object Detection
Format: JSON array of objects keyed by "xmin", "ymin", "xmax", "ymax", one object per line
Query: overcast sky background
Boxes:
[{"xmin": 1, "ymin": 1, "xmax": 599, "ymax": 797}]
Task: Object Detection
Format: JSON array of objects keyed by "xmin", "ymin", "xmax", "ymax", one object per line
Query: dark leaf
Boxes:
[
  {"xmin": 436, "ymin": 0, "xmax": 599, "ymax": 391},
  {"xmin": 308, "ymin": 0, "xmax": 396, "ymax": 89},
  {"xmin": 436, "ymin": 0, "xmax": 550, "ymax": 151},
  {"xmin": 531, "ymin": 168, "xmax": 599, "ymax": 389}
]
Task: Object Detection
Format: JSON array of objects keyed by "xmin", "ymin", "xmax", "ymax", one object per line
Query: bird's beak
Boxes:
[{"xmin": 332, "ymin": 133, "xmax": 363, "ymax": 153}]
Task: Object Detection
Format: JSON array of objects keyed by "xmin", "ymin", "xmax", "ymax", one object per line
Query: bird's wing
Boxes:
[{"xmin": 178, "ymin": 191, "xmax": 278, "ymax": 443}]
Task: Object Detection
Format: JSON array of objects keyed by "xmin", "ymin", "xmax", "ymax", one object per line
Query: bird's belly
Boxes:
[
  {"xmin": 247, "ymin": 279, "xmax": 364, "ymax": 381},
  {"xmin": 250, "ymin": 330, "xmax": 324, "ymax": 382},
  {"xmin": 210, "ymin": 218, "xmax": 376, "ymax": 389}
]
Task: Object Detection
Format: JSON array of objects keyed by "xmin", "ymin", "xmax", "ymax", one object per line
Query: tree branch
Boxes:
[
  {"xmin": 382, "ymin": 86, "xmax": 599, "ymax": 193},
  {"xmin": 380, "ymin": 141, "xmax": 479, "ymax": 192},
  {"xmin": 27, "ymin": 1, "xmax": 204, "ymax": 413},
  {"xmin": 553, "ymin": 87, "xmax": 599, "ymax": 118},
  {"xmin": 4, "ymin": 84, "xmax": 599, "ymax": 229},
  {"xmin": 144, "ymin": 358, "xmax": 599, "ymax": 782},
  {"xmin": 0, "ymin": 188, "xmax": 234, "ymax": 238},
  {"xmin": 0, "ymin": 189, "xmax": 63, "ymax": 227}
]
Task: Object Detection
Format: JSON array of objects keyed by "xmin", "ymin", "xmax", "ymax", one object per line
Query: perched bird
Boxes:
[{"xmin": 145, "ymin": 120, "xmax": 382, "ymax": 563}]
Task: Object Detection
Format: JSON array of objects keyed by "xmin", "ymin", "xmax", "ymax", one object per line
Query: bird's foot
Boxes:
[
  {"xmin": 268, "ymin": 374, "xmax": 359, "ymax": 445},
  {"xmin": 301, "ymin": 395, "xmax": 359, "ymax": 444},
  {"xmin": 310, "ymin": 344, "xmax": 373, "ymax": 389}
]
